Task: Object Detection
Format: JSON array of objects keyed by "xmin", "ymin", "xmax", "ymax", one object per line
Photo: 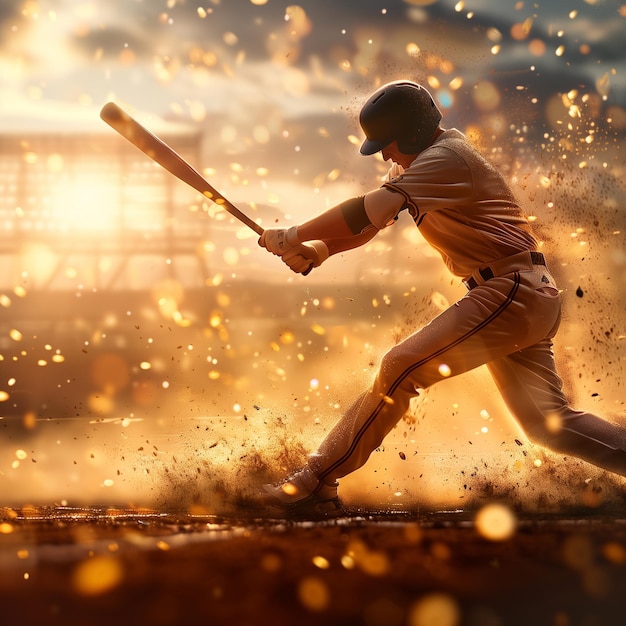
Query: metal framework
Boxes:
[{"xmin": 0, "ymin": 130, "xmax": 215, "ymax": 291}]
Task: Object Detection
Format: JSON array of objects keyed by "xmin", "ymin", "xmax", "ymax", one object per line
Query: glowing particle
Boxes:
[
  {"xmin": 359, "ymin": 550, "xmax": 390, "ymax": 576},
  {"xmin": 341, "ymin": 555, "xmax": 355, "ymax": 569},
  {"xmin": 9, "ymin": 329, "xmax": 22, "ymax": 342},
  {"xmin": 281, "ymin": 482, "xmax": 298, "ymax": 496},
  {"xmin": 480, "ymin": 409, "xmax": 490, "ymax": 420},
  {"xmin": 409, "ymin": 593, "xmax": 460, "ymax": 626},
  {"xmin": 0, "ymin": 523, "xmax": 13, "ymax": 534},
  {"xmin": 438, "ymin": 364, "xmax": 452, "ymax": 377},
  {"xmin": 0, "ymin": 391, "xmax": 9, "ymax": 402},
  {"xmin": 602, "ymin": 542, "xmax": 626, "ymax": 565},
  {"xmin": 139, "ymin": 361, "xmax": 151, "ymax": 370},
  {"xmin": 511, "ymin": 19, "xmax": 532, "ymax": 41},
  {"xmin": 16, "ymin": 450, "xmax": 27, "ymax": 460},
  {"xmin": 473, "ymin": 81, "xmax": 501, "ymax": 112},
  {"xmin": 72, "ymin": 556, "xmax": 124, "ymax": 596},
  {"xmin": 23, "ymin": 411, "xmax": 36, "ymax": 430},
  {"xmin": 475, "ymin": 503, "xmax": 517, "ymax": 541},
  {"xmin": 427, "ymin": 75, "xmax": 440, "ymax": 89},
  {"xmin": 529, "ymin": 39, "xmax": 546, "ymax": 56},
  {"xmin": 309, "ymin": 378, "xmax": 320, "ymax": 390},
  {"xmin": 156, "ymin": 541, "xmax": 171, "ymax": 551},
  {"xmin": 454, "ymin": 1, "xmax": 464, "ymax": 12},
  {"xmin": 261, "ymin": 553, "xmax": 282, "ymax": 572},
  {"xmin": 406, "ymin": 42, "xmax": 420, "ymax": 56},
  {"xmin": 298, "ymin": 576, "xmax": 330, "ymax": 612},
  {"xmin": 103, "ymin": 479, "xmax": 114, "ymax": 487},
  {"xmin": 431, "ymin": 291, "xmax": 449, "ymax": 311},
  {"xmin": 555, "ymin": 45, "xmax": 565, "ymax": 57},
  {"xmin": 312, "ymin": 556, "xmax": 330, "ymax": 569},
  {"xmin": 486, "ymin": 27, "xmax": 502, "ymax": 42},
  {"xmin": 546, "ymin": 413, "xmax": 563, "ymax": 433}
]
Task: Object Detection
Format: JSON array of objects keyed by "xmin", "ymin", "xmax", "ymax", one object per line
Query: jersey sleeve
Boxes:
[{"xmin": 382, "ymin": 146, "xmax": 473, "ymax": 225}]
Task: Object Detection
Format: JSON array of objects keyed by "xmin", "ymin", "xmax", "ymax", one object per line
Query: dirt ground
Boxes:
[{"xmin": 1, "ymin": 506, "xmax": 626, "ymax": 626}]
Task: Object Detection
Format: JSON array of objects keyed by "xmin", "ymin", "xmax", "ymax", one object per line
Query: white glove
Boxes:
[
  {"xmin": 383, "ymin": 162, "xmax": 404, "ymax": 182},
  {"xmin": 259, "ymin": 226, "xmax": 300, "ymax": 255},
  {"xmin": 282, "ymin": 241, "xmax": 329, "ymax": 275}
]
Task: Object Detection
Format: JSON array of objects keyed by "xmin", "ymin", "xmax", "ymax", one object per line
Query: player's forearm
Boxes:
[
  {"xmin": 324, "ymin": 229, "xmax": 378, "ymax": 256},
  {"xmin": 296, "ymin": 198, "xmax": 364, "ymax": 242},
  {"xmin": 297, "ymin": 189, "xmax": 404, "ymax": 243}
]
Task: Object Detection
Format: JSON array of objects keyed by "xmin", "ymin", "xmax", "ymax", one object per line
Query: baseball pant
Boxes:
[{"xmin": 306, "ymin": 251, "xmax": 626, "ymax": 488}]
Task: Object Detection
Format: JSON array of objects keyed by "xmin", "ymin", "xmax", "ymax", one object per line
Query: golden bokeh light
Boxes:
[{"xmin": 475, "ymin": 503, "xmax": 518, "ymax": 542}]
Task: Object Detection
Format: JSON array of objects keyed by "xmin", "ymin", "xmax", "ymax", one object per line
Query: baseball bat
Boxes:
[
  {"xmin": 100, "ymin": 101, "xmax": 264, "ymax": 235},
  {"xmin": 100, "ymin": 102, "xmax": 313, "ymax": 275}
]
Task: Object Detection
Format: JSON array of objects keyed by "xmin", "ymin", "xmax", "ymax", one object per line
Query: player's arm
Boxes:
[
  {"xmin": 260, "ymin": 187, "xmax": 403, "ymax": 252},
  {"xmin": 298, "ymin": 187, "xmax": 403, "ymax": 242},
  {"xmin": 280, "ymin": 229, "xmax": 378, "ymax": 274}
]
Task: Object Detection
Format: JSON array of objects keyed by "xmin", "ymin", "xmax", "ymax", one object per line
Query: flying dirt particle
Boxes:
[{"xmin": 576, "ymin": 286, "xmax": 584, "ymax": 297}]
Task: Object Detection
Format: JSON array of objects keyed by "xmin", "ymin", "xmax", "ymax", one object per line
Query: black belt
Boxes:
[{"xmin": 466, "ymin": 251, "xmax": 546, "ymax": 290}]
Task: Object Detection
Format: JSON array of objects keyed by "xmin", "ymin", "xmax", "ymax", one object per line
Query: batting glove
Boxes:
[
  {"xmin": 282, "ymin": 241, "xmax": 329, "ymax": 274},
  {"xmin": 259, "ymin": 226, "xmax": 300, "ymax": 255}
]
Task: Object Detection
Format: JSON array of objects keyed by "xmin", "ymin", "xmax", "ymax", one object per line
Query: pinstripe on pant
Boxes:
[{"xmin": 306, "ymin": 263, "xmax": 626, "ymax": 489}]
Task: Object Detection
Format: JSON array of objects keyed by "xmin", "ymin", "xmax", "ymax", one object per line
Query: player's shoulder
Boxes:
[
  {"xmin": 406, "ymin": 129, "xmax": 470, "ymax": 172},
  {"xmin": 429, "ymin": 128, "xmax": 473, "ymax": 154},
  {"xmin": 424, "ymin": 128, "xmax": 493, "ymax": 171}
]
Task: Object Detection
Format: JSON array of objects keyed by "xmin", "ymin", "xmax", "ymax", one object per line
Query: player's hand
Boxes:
[
  {"xmin": 282, "ymin": 241, "xmax": 329, "ymax": 274},
  {"xmin": 258, "ymin": 226, "xmax": 300, "ymax": 255}
]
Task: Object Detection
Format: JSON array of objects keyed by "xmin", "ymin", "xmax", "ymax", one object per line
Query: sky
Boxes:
[
  {"xmin": 1, "ymin": 0, "xmax": 624, "ymax": 129},
  {"xmin": 1, "ymin": 0, "xmax": 624, "ymax": 211}
]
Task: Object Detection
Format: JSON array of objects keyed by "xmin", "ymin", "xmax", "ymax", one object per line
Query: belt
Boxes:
[{"xmin": 464, "ymin": 251, "xmax": 546, "ymax": 290}]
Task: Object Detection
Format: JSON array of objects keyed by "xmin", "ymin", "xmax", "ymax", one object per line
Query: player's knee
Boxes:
[{"xmin": 376, "ymin": 347, "xmax": 427, "ymax": 394}]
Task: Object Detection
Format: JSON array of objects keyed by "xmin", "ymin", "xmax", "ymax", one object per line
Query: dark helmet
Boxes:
[{"xmin": 359, "ymin": 80, "xmax": 442, "ymax": 156}]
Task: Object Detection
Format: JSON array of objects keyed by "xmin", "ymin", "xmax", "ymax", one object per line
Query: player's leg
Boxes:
[
  {"xmin": 273, "ymin": 270, "xmax": 562, "ymax": 505},
  {"xmin": 488, "ymin": 341, "xmax": 626, "ymax": 476}
]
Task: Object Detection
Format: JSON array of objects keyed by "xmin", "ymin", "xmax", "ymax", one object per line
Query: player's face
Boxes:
[{"xmin": 381, "ymin": 141, "xmax": 415, "ymax": 169}]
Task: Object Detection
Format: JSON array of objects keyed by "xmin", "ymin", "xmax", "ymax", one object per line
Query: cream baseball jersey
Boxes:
[{"xmin": 377, "ymin": 129, "xmax": 537, "ymax": 278}]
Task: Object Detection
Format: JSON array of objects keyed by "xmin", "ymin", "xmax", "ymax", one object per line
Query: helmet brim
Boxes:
[{"xmin": 359, "ymin": 137, "xmax": 389, "ymax": 156}]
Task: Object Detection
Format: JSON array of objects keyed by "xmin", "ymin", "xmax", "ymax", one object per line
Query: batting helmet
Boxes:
[{"xmin": 359, "ymin": 81, "xmax": 442, "ymax": 156}]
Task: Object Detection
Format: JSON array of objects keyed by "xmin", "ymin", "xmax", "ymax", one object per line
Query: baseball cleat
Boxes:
[
  {"xmin": 237, "ymin": 465, "xmax": 344, "ymax": 519},
  {"xmin": 251, "ymin": 488, "xmax": 345, "ymax": 520}
]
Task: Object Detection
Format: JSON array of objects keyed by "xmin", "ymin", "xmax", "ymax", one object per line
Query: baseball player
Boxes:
[{"xmin": 256, "ymin": 80, "xmax": 626, "ymax": 517}]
